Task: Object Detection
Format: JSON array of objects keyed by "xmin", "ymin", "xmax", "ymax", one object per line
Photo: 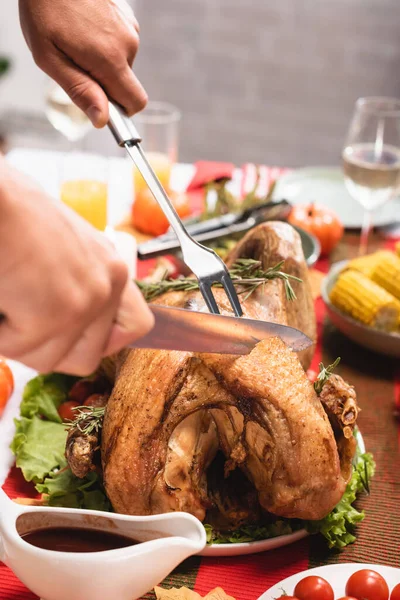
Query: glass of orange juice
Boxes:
[
  {"xmin": 60, "ymin": 153, "xmax": 108, "ymax": 231},
  {"xmin": 133, "ymin": 102, "xmax": 181, "ymax": 196}
]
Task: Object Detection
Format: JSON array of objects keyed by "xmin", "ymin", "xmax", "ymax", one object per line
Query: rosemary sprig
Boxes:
[
  {"xmin": 314, "ymin": 357, "xmax": 341, "ymax": 395},
  {"xmin": 67, "ymin": 406, "xmax": 105, "ymax": 436},
  {"xmin": 229, "ymin": 259, "xmax": 301, "ymax": 302},
  {"xmin": 136, "ymin": 258, "xmax": 302, "ymax": 303}
]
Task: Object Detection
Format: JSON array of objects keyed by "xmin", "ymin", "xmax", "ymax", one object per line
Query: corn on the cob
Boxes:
[
  {"xmin": 395, "ymin": 241, "xmax": 400, "ymax": 258},
  {"xmin": 347, "ymin": 250, "xmax": 394, "ymax": 278},
  {"xmin": 330, "ymin": 269, "xmax": 400, "ymax": 332},
  {"xmin": 369, "ymin": 251, "xmax": 400, "ymax": 301}
]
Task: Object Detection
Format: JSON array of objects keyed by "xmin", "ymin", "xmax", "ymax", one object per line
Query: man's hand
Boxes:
[
  {"xmin": 19, "ymin": 0, "xmax": 147, "ymax": 127},
  {"xmin": 0, "ymin": 159, "xmax": 154, "ymax": 375}
]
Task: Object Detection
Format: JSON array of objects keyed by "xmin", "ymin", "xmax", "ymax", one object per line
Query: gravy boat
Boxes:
[{"xmin": 0, "ymin": 489, "xmax": 206, "ymax": 600}]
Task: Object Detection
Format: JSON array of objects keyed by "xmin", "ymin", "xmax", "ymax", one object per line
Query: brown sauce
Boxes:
[{"xmin": 21, "ymin": 527, "xmax": 139, "ymax": 553}]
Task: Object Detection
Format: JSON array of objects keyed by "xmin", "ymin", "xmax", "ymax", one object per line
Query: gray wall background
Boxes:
[
  {"xmin": 134, "ymin": 0, "xmax": 400, "ymax": 167},
  {"xmin": 1, "ymin": 1, "xmax": 399, "ymax": 167}
]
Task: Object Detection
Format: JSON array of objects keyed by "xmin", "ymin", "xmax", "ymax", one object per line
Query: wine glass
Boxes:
[
  {"xmin": 45, "ymin": 80, "xmax": 91, "ymax": 145},
  {"xmin": 342, "ymin": 97, "xmax": 400, "ymax": 255}
]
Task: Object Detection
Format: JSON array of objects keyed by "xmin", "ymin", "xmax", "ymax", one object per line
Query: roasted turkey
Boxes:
[{"xmin": 66, "ymin": 222, "xmax": 359, "ymax": 526}]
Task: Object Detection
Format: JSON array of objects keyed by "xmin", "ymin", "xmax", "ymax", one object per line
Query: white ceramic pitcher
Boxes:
[{"xmin": 0, "ymin": 489, "xmax": 206, "ymax": 600}]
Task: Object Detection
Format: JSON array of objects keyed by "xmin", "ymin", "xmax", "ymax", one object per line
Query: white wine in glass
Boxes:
[
  {"xmin": 45, "ymin": 83, "xmax": 91, "ymax": 143},
  {"xmin": 342, "ymin": 97, "xmax": 400, "ymax": 255}
]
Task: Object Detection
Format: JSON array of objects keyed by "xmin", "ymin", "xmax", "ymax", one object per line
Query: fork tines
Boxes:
[{"xmin": 199, "ymin": 268, "xmax": 243, "ymax": 317}]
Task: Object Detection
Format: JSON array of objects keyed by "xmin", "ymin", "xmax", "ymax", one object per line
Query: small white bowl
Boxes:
[{"xmin": 322, "ymin": 260, "xmax": 400, "ymax": 358}]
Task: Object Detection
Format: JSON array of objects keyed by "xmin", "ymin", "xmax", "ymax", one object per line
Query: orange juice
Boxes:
[
  {"xmin": 61, "ymin": 180, "xmax": 108, "ymax": 230},
  {"xmin": 133, "ymin": 152, "xmax": 172, "ymax": 197}
]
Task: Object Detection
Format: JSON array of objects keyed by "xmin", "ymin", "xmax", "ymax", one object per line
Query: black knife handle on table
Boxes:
[{"xmin": 108, "ymin": 101, "xmax": 142, "ymax": 147}]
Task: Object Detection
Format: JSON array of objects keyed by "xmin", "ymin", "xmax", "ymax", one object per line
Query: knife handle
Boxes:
[{"xmin": 108, "ymin": 101, "xmax": 142, "ymax": 147}]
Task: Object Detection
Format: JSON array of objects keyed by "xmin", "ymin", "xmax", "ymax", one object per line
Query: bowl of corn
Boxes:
[{"xmin": 322, "ymin": 243, "xmax": 400, "ymax": 358}]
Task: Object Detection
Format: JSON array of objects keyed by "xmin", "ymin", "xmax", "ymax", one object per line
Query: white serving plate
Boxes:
[
  {"xmin": 0, "ymin": 364, "xmax": 365, "ymax": 558},
  {"xmin": 322, "ymin": 260, "xmax": 400, "ymax": 358},
  {"xmin": 273, "ymin": 167, "xmax": 400, "ymax": 229},
  {"xmin": 199, "ymin": 529, "xmax": 308, "ymax": 557},
  {"xmin": 258, "ymin": 563, "xmax": 400, "ymax": 599}
]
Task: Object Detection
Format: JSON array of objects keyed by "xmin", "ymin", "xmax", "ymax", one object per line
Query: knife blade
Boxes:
[{"xmin": 129, "ymin": 305, "xmax": 313, "ymax": 354}]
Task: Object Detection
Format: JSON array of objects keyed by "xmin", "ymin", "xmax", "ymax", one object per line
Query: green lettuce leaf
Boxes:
[
  {"xmin": 306, "ymin": 451, "xmax": 376, "ymax": 549},
  {"xmin": 12, "ymin": 416, "xmax": 68, "ymax": 483},
  {"xmin": 205, "ymin": 451, "xmax": 375, "ymax": 548},
  {"xmin": 10, "ymin": 416, "xmax": 32, "ymax": 456},
  {"xmin": 10, "ymin": 373, "xmax": 77, "ymax": 483},
  {"xmin": 20, "ymin": 373, "xmax": 76, "ymax": 423},
  {"xmin": 11, "ymin": 371, "xmax": 110, "ymax": 511},
  {"xmin": 37, "ymin": 468, "xmax": 111, "ymax": 512},
  {"xmin": 204, "ymin": 520, "xmax": 298, "ymax": 545}
]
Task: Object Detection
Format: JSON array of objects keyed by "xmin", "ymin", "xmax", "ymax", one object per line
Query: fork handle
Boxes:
[
  {"xmin": 127, "ymin": 144, "xmax": 192, "ymax": 249},
  {"xmin": 107, "ymin": 102, "xmax": 203, "ymax": 267},
  {"xmin": 108, "ymin": 101, "xmax": 142, "ymax": 146}
]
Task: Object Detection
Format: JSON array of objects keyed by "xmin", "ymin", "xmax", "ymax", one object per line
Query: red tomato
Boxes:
[
  {"xmin": 294, "ymin": 576, "xmax": 334, "ymax": 600},
  {"xmin": 132, "ymin": 188, "xmax": 191, "ymax": 237},
  {"xmin": 83, "ymin": 393, "xmax": 107, "ymax": 408},
  {"xmin": 391, "ymin": 584, "xmax": 400, "ymax": 600},
  {"xmin": 288, "ymin": 203, "xmax": 343, "ymax": 255},
  {"xmin": 346, "ymin": 570, "xmax": 389, "ymax": 600},
  {"xmin": 68, "ymin": 379, "xmax": 97, "ymax": 404},
  {"xmin": 0, "ymin": 357, "xmax": 14, "ymax": 417},
  {"xmin": 58, "ymin": 400, "xmax": 80, "ymax": 422},
  {"xmin": 338, "ymin": 597, "xmax": 359, "ymax": 600}
]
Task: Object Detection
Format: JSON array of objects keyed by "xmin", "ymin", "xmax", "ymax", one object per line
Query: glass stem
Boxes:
[{"xmin": 359, "ymin": 209, "xmax": 373, "ymax": 256}]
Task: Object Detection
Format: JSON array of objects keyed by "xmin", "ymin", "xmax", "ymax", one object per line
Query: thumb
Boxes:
[{"xmin": 45, "ymin": 49, "xmax": 109, "ymax": 128}]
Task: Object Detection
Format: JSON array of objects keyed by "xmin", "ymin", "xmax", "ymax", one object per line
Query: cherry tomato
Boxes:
[
  {"xmin": 83, "ymin": 393, "xmax": 107, "ymax": 408},
  {"xmin": 346, "ymin": 570, "xmax": 389, "ymax": 600},
  {"xmin": 132, "ymin": 188, "xmax": 191, "ymax": 237},
  {"xmin": 391, "ymin": 584, "xmax": 400, "ymax": 600},
  {"xmin": 68, "ymin": 379, "xmax": 97, "ymax": 404},
  {"xmin": 58, "ymin": 400, "xmax": 80, "ymax": 422},
  {"xmin": 0, "ymin": 357, "xmax": 14, "ymax": 417},
  {"xmin": 338, "ymin": 597, "xmax": 359, "ymax": 600},
  {"xmin": 294, "ymin": 576, "xmax": 334, "ymax": 600}
]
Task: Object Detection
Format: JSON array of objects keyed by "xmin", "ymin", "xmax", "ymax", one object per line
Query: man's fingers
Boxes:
[
  {"xmin": 53, "ymin": 272, "xmax": 129, "ymax": 376},
  {"xmin": 54, "ymin": 309, "xmax": 118, "ymax": 376},
  {"xmin": 97, "ymin": 65, "xmax": 148, "ymax": 116},
  {"xmin": 44, "ymin": 47, "xmax": 110, "ymax": 128},
  {"xmin": 103, "ymin": 281, "xmax": 154, "ymax": 357}
]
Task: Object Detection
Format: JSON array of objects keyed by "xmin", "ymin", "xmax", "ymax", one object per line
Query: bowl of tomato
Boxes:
[{"xmin": 258, "ymin": 564, "xmax": 400, "ymax": 600}]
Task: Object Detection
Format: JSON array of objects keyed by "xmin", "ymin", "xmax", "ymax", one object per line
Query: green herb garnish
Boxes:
[
  {"xmin": 137, "ymin": 258, "xmax": 301, "ymax": 303},
  {"xmin": 314, "ymin": 357, "xmax": 341, "ymax": 395},
  {"xmin": 68, "ymin": 405, "xmax": 106, "ymax": 436}
]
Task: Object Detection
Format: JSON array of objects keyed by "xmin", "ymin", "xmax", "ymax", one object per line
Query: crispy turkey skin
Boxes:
[{"xmin": 67, "ymin": 222, "xmax": 359, "ymax": 525}]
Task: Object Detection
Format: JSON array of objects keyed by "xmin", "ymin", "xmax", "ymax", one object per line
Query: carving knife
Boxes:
[{"xmin": 129, "ymin": 305, "xmax": 313, "ymax": 354}]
